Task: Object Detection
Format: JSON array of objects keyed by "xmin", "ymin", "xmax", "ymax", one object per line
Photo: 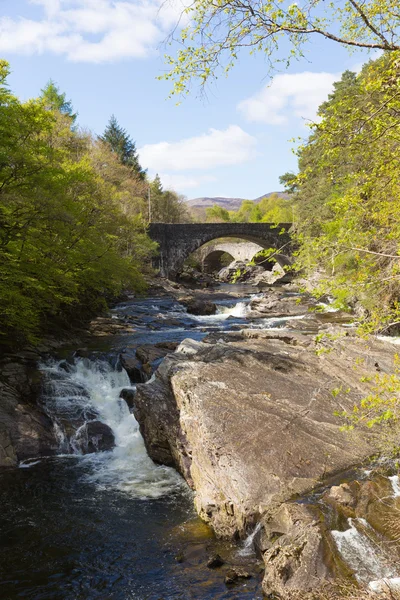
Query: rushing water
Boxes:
[
  {"xmin": 2, "ymin": 283, "xmax": 398, "ymax": 597},
  {"xmin": 3, "ymin": 284, "xmax": 292, "ymax": 600}
]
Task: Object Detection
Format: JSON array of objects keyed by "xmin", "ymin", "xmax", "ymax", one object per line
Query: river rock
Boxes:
[
  {"xmin": 134, "ymin": 329, "xmax": 398, "ymax": 594},
  {"xmin": 324, "ymin": 483, "xmax": 357, "ymax": 510},
  {"xmin": 225, "ymin": 567, "xmax": 251, "ymax": 584},
  {"xmin": 218, "ymin": 260, "xmax": 264, "ymax": 283},
  {"xmin": 249, "ymin": 291, "xmax": 315, "ymax": 317},
  {"xmin": 136, "ymin": 344, "xmax": 171, "ymax": 364},
  {"xmin": 74, "ymin": 420, "xmax": 115, "ymax": 454},
  {"xmin": 120, "ymin": 388, "xmax": 135, "ymax": 409},
  {"xmin": 0, "ymin": 357, "xmax": 57, "ymax": 467},
  {"xmin": 261, "ymin": 503, "xmax": 331, "ymax": 595},
  {"xmin": 119, "ymin": 352, "xmax": 147, "ymax": 383},
  {"xmin": 181, "ymin": 298, "xmax": 217, "ymax": 316},
  {"xmin": 206, "ymin": 553, "xmax": 225, "ymax": 568}
]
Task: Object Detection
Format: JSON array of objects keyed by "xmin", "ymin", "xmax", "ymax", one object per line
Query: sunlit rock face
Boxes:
[{"xmin": 134, "ymin": 330, "xmax": 399, "ymax": 594}]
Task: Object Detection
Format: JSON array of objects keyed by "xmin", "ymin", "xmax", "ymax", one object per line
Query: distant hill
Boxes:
[{"xmin": 186, "ymin": 191, "xmax": 289, "ymax": 212}]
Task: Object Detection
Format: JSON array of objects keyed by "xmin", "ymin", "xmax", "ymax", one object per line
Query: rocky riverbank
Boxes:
[{"xmin": 133, "ymin": 321, "xmax": 400, "ymax": 596}]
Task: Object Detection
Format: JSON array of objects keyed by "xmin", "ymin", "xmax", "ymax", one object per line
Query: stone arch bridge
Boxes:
[{"xmin": 148, "ymin": 223, "xmax": 292, "ymax": 279}]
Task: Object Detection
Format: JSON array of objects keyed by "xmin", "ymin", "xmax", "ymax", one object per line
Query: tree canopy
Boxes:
[
  {"xmin": 205, "ymin": 194, "xmax": 294, "ymax": 223},
  {"xmin": 0, "ymin": 61, "xmax": 189, "ymax": 349},
  {"xmin": 284, "ymin": 52, "xmax": 400, "ymax": 331},
  {"xmin": 163, "ymin": 0, "xmax": 400, "ymax": 95}
]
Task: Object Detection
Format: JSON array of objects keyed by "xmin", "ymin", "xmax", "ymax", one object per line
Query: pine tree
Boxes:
[
  {"xmin": 40, "ymin": 80, "xmax": 77, "ymax": 123},
  {"xmin": 101, "ymin": 115, "xmax": 146, "ymax": 180}
]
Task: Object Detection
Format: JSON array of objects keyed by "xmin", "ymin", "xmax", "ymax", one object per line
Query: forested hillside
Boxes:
[
  {"xmin": 204, "ymin": 193, "xmax": 294, "ymax": 223},
  {"xmin": 281, "ymin": 53, "xmax": 400, "ymax": 332},
  {"xmin": 0, "ymin": 61, "xmax": 189, "ymax": 348}
]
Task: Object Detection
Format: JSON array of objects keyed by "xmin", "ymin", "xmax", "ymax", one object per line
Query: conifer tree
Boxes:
[
  {"xmin": 40, "ymin": 80, "xmax": 77, "ymax": 123},
  {"xmin": 101, "ymin": 115, "xmax": 146, "ymax": 180}
]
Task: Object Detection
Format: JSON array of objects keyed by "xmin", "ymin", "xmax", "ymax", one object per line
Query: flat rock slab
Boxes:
[{"xmin": 134, "ymin": 330, "xmax": 395, "ymax": 540}]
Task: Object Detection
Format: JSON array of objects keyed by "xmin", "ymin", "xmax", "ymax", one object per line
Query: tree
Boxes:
[
  {"xmin": 288, "ymin": 53, "xmax": 400, "ymax": 331},
  {"xmin": 163, "ymin": 1, "xmax": 400, "ymax": 95},
  {"xmin": 40, "ymin": 80, "xmax": 77, "ymax": 123},
  {"xmin": 206, "ymin": 205, "xmax": 230, "ymax": 222},
  {"xmin": 0, "ymin": 61, "xmax": 155, "ymax": 348},
  {"xmin": 101, "ymin": 115, "xmax": 146, "ymax": 180},
  {"xmin": 150, "ymin": 175, "xmax": 191, "ymax": 223}
]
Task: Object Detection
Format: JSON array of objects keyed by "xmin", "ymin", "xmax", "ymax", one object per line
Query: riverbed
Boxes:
[{"xmin": 1, "ymin": 283, "xmax": 305, "ymax": 600}]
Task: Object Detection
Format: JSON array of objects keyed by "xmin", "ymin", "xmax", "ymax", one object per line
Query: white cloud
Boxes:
[
  {"xmin": 139, "ymin": 125, "xmax": 257, "ymax": 171},
  {"xmin": 0, "ymin": 0, "xmax": 188, "ymax": 62},
  {"xmin": 157, "ymin": 173, "xmax": 217, "ymax": 192},
  {"xmin": 238, "ymin": 72, "xmax": 339, "ymax": 125}
]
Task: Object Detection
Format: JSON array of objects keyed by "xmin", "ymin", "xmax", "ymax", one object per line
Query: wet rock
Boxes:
[
  {"xmin": 136, "ymin": 344, "xmax": 171, "ymax": 364},
  {"xmin": 0, "ymin": 424, "xmax": 18, "ymax": 467},
  {"xmin": 225, "ymin": 567, "xmax": 251, "ymax": 584},
  {"xmin": 324, "ymin": 483, "xmax": 357, "ymax": 510},
  {"xmin": 206, "ymin": 553, "xmax": 225, "ymax": 568},
  {"xmin": 0, "ymin": 358, "xmax": 57, "ymax": 466},
  {"xmin": 261, "ymin": 504, "xmax": 331, "ymax": 596},
  {"xmin": 119, "ymin": 353, "xmax": 147, "ymax": 384},
  {"xmin": 120, "ymin": 388, "xmax": 135, "ymax": 410},
  {"xmin": 181, "ymin": 298, "xmax": 217, "ymax": 316},
  {"xmin": 249, "ymin": 291, "xmax": 314, "ymax": 317},
  {"xmin": 155, "ymin": 342, "xmax": 179, "ymax": 352},
  {"xmin": 74, "ymin": 421, "xmax": 115, "ymax": 454}
]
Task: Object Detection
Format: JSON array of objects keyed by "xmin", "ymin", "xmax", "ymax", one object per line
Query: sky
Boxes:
[{"xmin": 0, "ymin": 0, "xmax": 374, "ymax": 200}]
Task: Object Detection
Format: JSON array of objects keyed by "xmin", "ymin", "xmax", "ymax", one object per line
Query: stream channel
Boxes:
[{"xmin": 1, "ymin": 283, "xmax": 399, "ymax": 599}]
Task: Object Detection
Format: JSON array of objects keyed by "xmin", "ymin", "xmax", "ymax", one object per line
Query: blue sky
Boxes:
[{"xmin": 0, "ymin": 0, "xmax": 373, "ymax": 200}]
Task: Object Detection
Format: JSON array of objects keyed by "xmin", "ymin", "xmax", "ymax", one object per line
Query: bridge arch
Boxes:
[
  {"xmin": 202, "ymin": 250, "xmax": 235, "ymax": 274},
  {"xmin": 149, "ymin": 222, "xmax": 292, "ymax": 279}
]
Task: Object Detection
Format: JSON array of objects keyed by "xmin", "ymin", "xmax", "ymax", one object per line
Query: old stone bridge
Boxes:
[{"xmin": 148, "ymin": 222, "xmax": 292, "ymax": 279}]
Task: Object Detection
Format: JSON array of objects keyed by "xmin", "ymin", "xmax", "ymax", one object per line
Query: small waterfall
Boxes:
[
  {"xmin": 40, "ymin": 358, "xmax": 183, "ymax": 499},
  {"xmin": 389, "ymin": 475, "xmax": 400, "ymax": 498},
  {"xmin": 238, "ymin": 522, "xmax": 262, "ymax": 556},
  {"xmin": 332, "ymin": 518, "xmax": 396, "ymax": 584}
]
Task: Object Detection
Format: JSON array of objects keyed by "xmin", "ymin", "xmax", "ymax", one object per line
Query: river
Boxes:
[
  {"xmin": 1, "ymin": 283, "xmax": 399, "ymax": 599},
  {"xmin": 1, "ymin": 284, "xmax": 299, "ymax": 600}
]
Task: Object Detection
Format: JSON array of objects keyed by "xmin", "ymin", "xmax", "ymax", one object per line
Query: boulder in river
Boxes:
[
  {"xmin": 120, "ymin": 388, "xmax": 135, "ymax": 410},
  {"xmin": 0, "ymin": 356, "xmax": 57, "ymax": 466},
  {"xmin": 136, "ymin": 344, "xmax": 172, "ymax": 364},
  {"xmin": 74, "ymin": 420, "xmax": 115, "ymax": 454},
  {"xmin": 181, "ymin": 298, "xmax": 217, "ymax": 316},
  {"xmin": 119, "ymin": 352, "xmax": 147, "ymax": 383}
]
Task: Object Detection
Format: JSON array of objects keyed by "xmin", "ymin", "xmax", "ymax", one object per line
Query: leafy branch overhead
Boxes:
[{"xmin": 163, "ymin": 0, "xmax": 400, "ymax": 95}]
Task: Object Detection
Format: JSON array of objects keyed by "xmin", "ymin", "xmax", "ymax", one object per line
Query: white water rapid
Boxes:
[
  {"xmin": 238, "ymin": 522, "xmax": 262, "ymax": 557},
  {"xmin": 332, "ymin": 518, "xmax": 397, "ymax": 587},
  {"xmin": 40, "ymin": 359, "xmax": 184, "ymax": 499}
]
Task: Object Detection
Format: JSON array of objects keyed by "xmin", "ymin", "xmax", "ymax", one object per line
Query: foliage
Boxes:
[
  {"xmin": 0, "ymin": 61, "xmax": 156, "ymax": 348},
  {"xmin": 336, "ymin": 354, "xmax": 400, "ymax": 431},
  {"xmin": 286, "ymin": 53, "xmax": 400, "ymax": 330},
  {"xmin": 150, "ymin": 174, "xmax": 192, "ymax": 223},
  {"xmin": 206, "ymin": 193, "xmax": 294, "ymax": 223},
  {"xmin": 40, "ymin": 80, "xmax": 77, "ymax": 124},
  {"xmin": 162, "ymin": 0, "xmax": 400, "ymax": 95},
  {"xmin": 100, "ymin": 115, "xmax": 147, "ymax": 180},
  {"xmin": 205, "ymin": 205, "xmax": 230, "ymax": 222}
]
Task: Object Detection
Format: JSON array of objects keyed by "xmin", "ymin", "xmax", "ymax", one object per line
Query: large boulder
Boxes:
[
  {"xmin": 119, "ymin": 352, "xmax": 147, "ymax": 383},
  {"xmin": 134, "ymin": 330, "xmax": 397, "ymax": 594},
  {"xmin": 249, "ymin": 290, "xmax": 315, "ymax": 317},
  {"xmin": 74, "ymin": 420, "xmax": 115, "ymax": 454},
  {"xmin": 181, "ymin": 297, "xmax": 217, "ymax": 316},
  {"xmin": 0, "ymin": 356, "xmax": 57, "ymax": 467},
  {"xmin": 136, "ymin": 343, "xmax": 172, "ymax": 364}
]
